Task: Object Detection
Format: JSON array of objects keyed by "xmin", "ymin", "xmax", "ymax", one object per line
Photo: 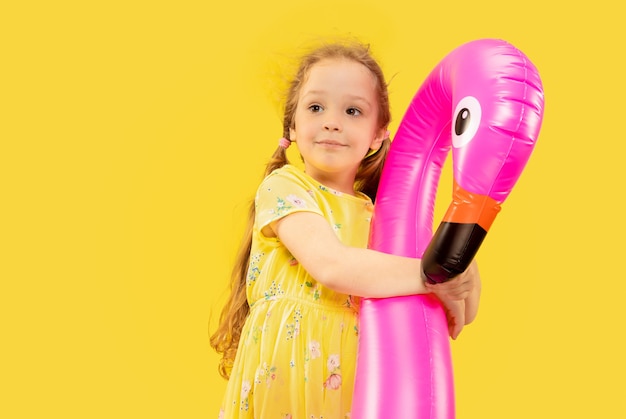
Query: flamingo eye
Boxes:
[{"xmin": 452, "ymin": 96, "xmax": 481, "ymax": 148}]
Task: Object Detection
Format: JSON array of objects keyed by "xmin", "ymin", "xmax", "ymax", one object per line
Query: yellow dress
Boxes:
[{"xmin": 218, "ymin": 165, "xmax": 374, "ymax": 419}]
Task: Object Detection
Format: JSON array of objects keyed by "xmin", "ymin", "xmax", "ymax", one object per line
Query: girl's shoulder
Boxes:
[
  {"xmin": 263, "ymin": 165, "xmax": 372, "ymax": 204},
  {"xmin": 260, "ymin": 165, "xmax": 316, "ymax": 193},
  {"xmin": 256, "ymin": 165, "xmax": 318, "ymax": 204},
  {"xmin": 265, "ymin": 164, "xmax": 306, "ymax": 182}
]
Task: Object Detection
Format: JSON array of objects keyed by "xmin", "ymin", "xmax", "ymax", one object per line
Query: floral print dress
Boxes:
[{"xmin": 218, "ymin": 165, "xmax": 374, "ymax": 419}]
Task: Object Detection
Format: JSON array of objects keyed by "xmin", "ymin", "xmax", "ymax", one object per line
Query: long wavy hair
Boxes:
[{"xmin": 210, "ymin": 41, "xmax": 392, "ymax": 380}]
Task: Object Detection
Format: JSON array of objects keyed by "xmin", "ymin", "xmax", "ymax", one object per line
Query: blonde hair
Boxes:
[{"xmin": 210, "ymin": 41, "xmax": 392, "ymax": 380}]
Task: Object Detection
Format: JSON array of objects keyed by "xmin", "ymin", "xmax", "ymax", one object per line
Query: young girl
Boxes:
[{"xmin": 211, "ymin": 41, "xmax": 481, "ymax": 419}]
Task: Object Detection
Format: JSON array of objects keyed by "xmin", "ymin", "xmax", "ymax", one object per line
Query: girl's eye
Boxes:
[
  {"xmin": 346, "ymin": 108, "xmax": 361, "ymax": 116},
  {"xmin": 308, "ymin": 104, "xmax": 323, "ymax": 112}
]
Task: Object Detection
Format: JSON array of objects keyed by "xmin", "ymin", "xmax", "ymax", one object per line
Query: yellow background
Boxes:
[{"xmin": 2, "ymin": 0, "xmax": 624, "ymax": 417}]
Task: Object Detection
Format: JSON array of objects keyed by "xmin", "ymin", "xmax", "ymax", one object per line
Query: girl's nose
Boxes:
[
  {"xmin": 323, "ymin": 120, "xmax": 341, "ymax": 132},
  {"xmin": 323, "ymin": 112, "xmax": 342, "ymax": 132}
]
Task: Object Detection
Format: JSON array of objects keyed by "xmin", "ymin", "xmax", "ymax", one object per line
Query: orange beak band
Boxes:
[
  {"xmin": 443, "ymin": 180, "xmax": 502, "ymax": 231},
  {"xmin": 422, "ymin": 180, "xmax": 502, "ymax": 284}
]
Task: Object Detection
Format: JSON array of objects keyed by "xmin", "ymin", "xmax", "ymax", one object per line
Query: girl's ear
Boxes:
[
  {"xmin": 370, "ymin": 127, "xmax": 387, "ymax": 150},
  {"xmin": 364, "ymin": 127, "xmax": 387, "ymax": 159},
  {"xmin": 289, "ymin": 127, "xmax": 296, "ymax": 142}
]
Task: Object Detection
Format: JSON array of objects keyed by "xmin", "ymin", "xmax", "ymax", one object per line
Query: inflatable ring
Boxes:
[{"xmin": 351, "ymin": 39, "xmax": 545, "ymax": 418}]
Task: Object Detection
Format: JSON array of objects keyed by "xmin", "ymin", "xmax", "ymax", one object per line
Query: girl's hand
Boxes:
[
  {"xmin": 425, "ymin": 259, "xmax": 481, "ymax": 338},
  {"xmin": 435, "ymin": 294, "xmax": 465, "ymax": 340},
  {"xmin": 424, "ymin": 260, "xmax": 476, "ymax": 301}
]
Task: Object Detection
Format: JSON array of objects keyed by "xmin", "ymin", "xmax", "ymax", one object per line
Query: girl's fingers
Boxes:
[{"xmin": 426, "ymin": 282, "xmax": 471, "ymax": 300}]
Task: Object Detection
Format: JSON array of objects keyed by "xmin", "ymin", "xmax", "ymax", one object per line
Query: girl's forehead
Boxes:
[
  {"xmin": 301, "ymin": 58, "xmax": 377, "ymax": 94},
  {"xmin": 308, "ymin": 58, "xmax": 372, "ymax": 77}
]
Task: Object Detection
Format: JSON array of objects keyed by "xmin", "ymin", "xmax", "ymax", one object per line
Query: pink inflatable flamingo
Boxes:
[{"xmin": 352, "ymin": 39, "xmax": 545, "ymax": 418}]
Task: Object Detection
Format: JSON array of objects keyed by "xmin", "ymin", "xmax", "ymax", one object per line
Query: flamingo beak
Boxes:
[{"xmin": 421, "ymin": 180, "xmax": 501, "ymax": 284}]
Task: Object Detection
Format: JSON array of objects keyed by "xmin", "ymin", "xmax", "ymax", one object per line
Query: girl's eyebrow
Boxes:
[
  {"xmin": 301, "ymin": 90, "xmax": 372, "ymax": 107},
  {"xmin": 346, "ymin": 94, "xmax": 372, "ymax": 107},
  {"xmin": 300, "ymin": 89, "xmax": 327, "ymax": 99}
]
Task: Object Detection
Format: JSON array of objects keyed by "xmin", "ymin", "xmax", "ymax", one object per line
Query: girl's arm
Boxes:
[{"xmin": 271, "ymin": 211, "xmax": 474, "ymax": 299}]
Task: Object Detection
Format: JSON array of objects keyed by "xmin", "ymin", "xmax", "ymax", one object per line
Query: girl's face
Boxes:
[{"xmin": 290, "ymin": 58, "xmax": 385, "ymax": 192}]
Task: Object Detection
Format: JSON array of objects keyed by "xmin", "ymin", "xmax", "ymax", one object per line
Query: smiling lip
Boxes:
[{"xmin": 316, "ymin": 140, "xmax": 346, "ymax": 147}]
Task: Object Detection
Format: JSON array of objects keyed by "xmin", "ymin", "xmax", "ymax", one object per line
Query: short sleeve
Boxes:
[{"xmin": 255, "ymin": 170, "xmax": 324, "ymax": 233}]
